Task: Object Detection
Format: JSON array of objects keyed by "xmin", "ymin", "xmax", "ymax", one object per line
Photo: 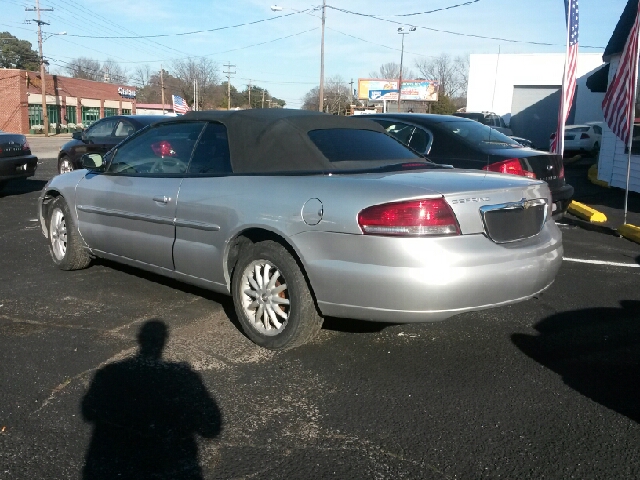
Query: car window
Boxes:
[
  {"xmin": 114, "ymin": 120, "xmax": 137, "ymax": 138},
  {"xmin": 437, "ymin": 120, "xmax": 520, "ymax": 149},
  {"xmin": 408, "ymin": 127, "xmax": 432, "ymax": 154},
  {"xmin": 187, "ymin": 123, "xmax": 232, "ymax": 175},
  {"xmin": 107, "ymin": 122, "xmax": 205, "ymax": 175},
  {"xmin": 87, "ymin": 118, "xmax": 117, "ymax": 138},
  {"xmin": 308, "ymin": 129, "xmax": 419, "ymax": 163},
  {"xmin": 566, "ymin": 126, "xmax": 590, "ymax": 133},
  {"xmin": 593, "ymin": 125, "xmax": 602, "ymax": 135},
  {"xmin": 378, "ymin": 121, "xmax": 415, "ymax": 145}
]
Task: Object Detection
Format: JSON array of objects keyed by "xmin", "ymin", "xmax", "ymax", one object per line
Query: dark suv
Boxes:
[{"xmin": 57, "ymin": 115, "xmax": 166, "ymax": 175}]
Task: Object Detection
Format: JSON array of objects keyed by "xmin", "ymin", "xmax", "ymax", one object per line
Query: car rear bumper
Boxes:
[
  {"xmin": 550, "ymin": 183, "xmax": 574, "ymax": 217},
  {"xmin": 0, "ymin": 155, "xmax": 38, "ymax": 181},
  {"xmin": 295, "ymin": 221, "xmax": 563, "ymax": 322}
]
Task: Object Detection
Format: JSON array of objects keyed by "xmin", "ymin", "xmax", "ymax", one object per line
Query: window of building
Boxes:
[
  {"xmin": 82, "ymin": 106, "xmax": 101, "ymax": 127},
  {"xmin": 28, "ymin": 105, "xmax": 43, "ymax": 129},
  {"xmin": 47, "ymin": 105, "xmax": 60, "ymax": 126},
  {"xmin": 104, "ymin": 107, "xmax": 118, "ymax": 117},
  {"xmin": 121, "ymin": 109, "xmax": 131, "ymax": 115},
  {"xmin": 65, "ymin": 105, "xmax": 77, "ymax": 126}
]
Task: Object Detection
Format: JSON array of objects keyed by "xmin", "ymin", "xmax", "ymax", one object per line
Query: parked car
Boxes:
[
  {"xmin": 39, "ymin": 109, "xmax": 563, "ymax": 350},
  {"xmin": 367, "ymin": 113, "xmax": 573, "ymax": 219},
  {"xmin": 550, "ymin": 123, "xmax": 602, "ymax": 156},
  {"xmin": 453, "ymin": 111, "xmax": 513, "ymax": 136},
  {"xmin": 57, "ymin": 115, "xmax": 166, "ymax": 175},
  {"xmin": 0, "ymin": 132, "xmax": 38, "ymax": 192}
]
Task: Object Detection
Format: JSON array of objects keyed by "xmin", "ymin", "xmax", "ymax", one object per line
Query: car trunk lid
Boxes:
[{"xmin": 0, "ymin": 135, "xmax": 29, "ymax": 158}]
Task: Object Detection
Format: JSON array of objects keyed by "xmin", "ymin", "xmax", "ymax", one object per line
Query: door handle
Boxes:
[{"xmin": 153, "ymin": 195, "xmax": 171, "ymax": 204}]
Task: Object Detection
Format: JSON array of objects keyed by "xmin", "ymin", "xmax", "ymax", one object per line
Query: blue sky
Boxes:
[{"xmin": 2, "ymin": 0, "xmax": 627, "ymax": 108}]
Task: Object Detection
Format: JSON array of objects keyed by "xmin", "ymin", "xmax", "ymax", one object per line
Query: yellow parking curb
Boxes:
[
  {"xmin": 588, "ymin": 164, "xmax": 609, "ymax": 188},
  {"xmin": 617, "ymin": 224, "xmax": 640, "ymax": 244},
  {"xmin": 567, "ymin": 201, "xmax": 608, "ymax": 223}
]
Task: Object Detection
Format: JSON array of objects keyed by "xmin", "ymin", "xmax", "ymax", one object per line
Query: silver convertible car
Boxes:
[{"xmin": 38, "ymin": 109, "xmax": 563, "ymax": 350}]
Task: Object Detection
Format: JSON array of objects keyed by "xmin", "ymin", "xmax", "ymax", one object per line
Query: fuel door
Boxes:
[{"xmin": 302, "ymin": 198, "xmax": 323, "ymax": 226}]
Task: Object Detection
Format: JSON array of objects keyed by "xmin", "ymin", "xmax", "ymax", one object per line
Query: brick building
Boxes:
[{"xmin": 0, "ymin": 69, "xmax": 137, "ymax": 134}]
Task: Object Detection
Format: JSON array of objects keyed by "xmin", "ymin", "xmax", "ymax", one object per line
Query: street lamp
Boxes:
[
  {"xmin": 39, "ymin": 31, "xmax": 66, "ymax": 137},
  {"xmin": 271, "ymin": 2, "xmax": 326, "ymax": 112},
  {"xmin": 397, "ymin": 26, "xmax": 415, "ymax": 113}
]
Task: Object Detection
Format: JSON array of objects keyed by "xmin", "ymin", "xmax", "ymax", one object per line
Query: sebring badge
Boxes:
[{"xmin": 451, "ymin": 197, "xmax": 490, "ymax": 205}]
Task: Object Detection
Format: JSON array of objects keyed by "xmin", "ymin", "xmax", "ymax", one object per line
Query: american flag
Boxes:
[
  {"xmin": 602, "ymin": 0, "xmax": 640, "ymax": 146},
  {"xmin": 172, "ymin": 95, "xmax": 190, "ymax": 115},
  {"xmin": 550, "ymin": 0, "xmax": 579, "ymax": 154}
]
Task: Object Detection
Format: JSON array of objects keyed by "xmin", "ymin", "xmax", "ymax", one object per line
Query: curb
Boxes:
[
  {"xmin": 567, "ymin": 201, "xmax": 608, "ymax": 223},
  {"xmin": 587, "ymin": 164, "xmax": 609, "ymax": 188},
  {"xmin": 617, "ymin": 224, "xmax": 640, "ymax": 244}
]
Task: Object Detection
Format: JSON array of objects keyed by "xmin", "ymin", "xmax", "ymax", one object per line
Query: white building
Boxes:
[
  {"xmin": 589, "ymin": 0, "xmax": 640, "ymax": 194},
  {"xmin": 466, "ymin": 53, "xmax": 605, "ymax": 149}
]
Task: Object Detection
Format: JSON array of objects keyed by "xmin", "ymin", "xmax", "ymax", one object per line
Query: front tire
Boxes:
[
  {"xmin": 231, "ymin": 240, "xmax": 323, "ymax": 350},
  {"xmin": 48, "ymin": 197, "xmax": 91, "ymax": 270},
  {"xmin": 58, "ymin": 155, "xmax": 74, "ymax": 175}
]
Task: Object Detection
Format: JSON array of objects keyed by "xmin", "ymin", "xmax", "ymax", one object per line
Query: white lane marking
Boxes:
[{"xmin": 564, "ymin": 257, "xmax": 640, "ymax": 268}]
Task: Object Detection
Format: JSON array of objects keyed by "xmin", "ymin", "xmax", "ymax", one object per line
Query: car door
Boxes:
[
  {"xmin": 75, "ymin": 121, "xmax": 206, "ymax": 271},
  {"xmin": 173, "ymin": 122, "xmax": 233, "ymax": 288},
  {"xmin": 73, "ymin": 118, "xmax": 119, "ymax": 159}
]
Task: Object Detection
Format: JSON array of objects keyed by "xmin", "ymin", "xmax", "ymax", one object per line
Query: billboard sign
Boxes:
[
  {"xmin": 369, "ymin": 89, "xmax": 398, "ymax": 101},
  {"xmin": 359, "ymin": 78, "xmax": 438, "ymax": 102}
]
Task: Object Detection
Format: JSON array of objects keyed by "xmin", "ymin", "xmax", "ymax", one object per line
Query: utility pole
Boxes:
[
  {"xmin": 261, "ymin": 89, "xmax": 265, "ymax": 109},
  {"xmin": 160, "ymin": 65, "xmax": 165, "ymax": 114},
  {"xmin": 223, "ymin": 61, "xmax": 236, "ymax": 111},
  {"xmin": 266, "ymin": 99, "xmax": 272, "ymax": 109},
  {"xmin": 248, "ymin": 80, "xmax": 252, "ymax": 109},
  {"xmin": 349, "ymin": 78, "xmax": 354, "ymax": 104},
  {"xmin": 319, "ymin": 0, "xmax": 326, "ymax": 113},
  {"xmin": 26, "ymin": 0, "xmax": 53, "ymax": 136}
]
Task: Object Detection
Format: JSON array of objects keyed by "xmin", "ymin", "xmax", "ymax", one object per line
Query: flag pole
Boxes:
[{"xmin": 624, "ymin": 21, "xmax": 640, "ymax": 225}]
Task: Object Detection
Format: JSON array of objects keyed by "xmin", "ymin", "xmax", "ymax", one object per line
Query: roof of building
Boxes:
[{"xmin": 603, "ymin": 0, "xmax": 637, "ymax": 61}]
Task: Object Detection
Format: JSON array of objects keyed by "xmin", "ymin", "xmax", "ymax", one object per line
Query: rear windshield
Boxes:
[
  {"xmin": 438, "ymin": 120, "xmax": 521, "ymax": 149},
  {"xmin": 308, "ymin": 129, "xmax": 421, "ymax": 164},
  {"xmin": 566, "ymin": 126, "xmax": 590, "ymax": 133}
]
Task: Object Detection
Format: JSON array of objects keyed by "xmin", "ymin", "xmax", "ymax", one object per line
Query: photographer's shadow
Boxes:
[
  {"xmin": 512, "ymin": 301, "xmax": 640, "ymax": 423},
  {"xmin": 82, "ymin": 320, "xmax": 222, "ymax": 479}
]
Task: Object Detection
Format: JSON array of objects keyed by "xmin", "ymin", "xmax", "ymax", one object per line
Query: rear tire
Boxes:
[
  {"xmin": 231, "ymin": 240, "xmax": 323, "ymax": 350},
  {"xmin": 48, "ymin": 196, "xmax": 91, "ymax": 270},
  {"xmin": 58, "ymin": 155, "xmax": 74, "ymax": 175}
]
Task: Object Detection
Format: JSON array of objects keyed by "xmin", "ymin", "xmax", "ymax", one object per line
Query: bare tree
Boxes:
[
  {"xmin": 64, "ymin": 57, "xmax": 102, "ymax": 81},
  {"xmin": 132, "ymin": 64, "xmax": 153, "ymax": 88},
  {"xmin": 171, "ymin": 58, "xmax": 220, "ymax": 110},
  {"xmin": 415, "ymin": 54, "xmax": 464, "ymax": 98},
  {"xmin": 102, "ymin": 59, "xmax": 129, "ymax": 84},
  {"xmin": 302, "ymin": 76, "xmax": 352, "ymax": 114},
  {"xmin": 454, "ymin": 55, "xmax": 470, "ymax": 99},
  {"xmin": 369, "ymin": 62, "xmax": 415, "ymax": 80}
]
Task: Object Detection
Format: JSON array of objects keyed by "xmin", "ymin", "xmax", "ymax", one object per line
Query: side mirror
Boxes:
[
  {"xmin": 81, "ymin": 153, "xmax": 105, "ymax": 170},
  {"xmin": 72, "ymin": 131, "xmax": 82, "ymax": 140}
]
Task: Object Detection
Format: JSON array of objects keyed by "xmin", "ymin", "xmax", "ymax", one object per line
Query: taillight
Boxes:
[
  {"xmin": 559, "ymin": 163, "xmax": 565, "ymax": 179},
  {"xmin": 482, "ymin": 158, "xmax": 536, "ymax": 179},
  {"xmin": 151, "ymin": 140, "xmax": 175, "ymax": 157},
  {"xmin": 580, "ymin": 133, "xmax": 590, "ymax": 139},
  {"xmin": 358, "ymin": 198, "xmax": 460, "ymax": 236},
  {"xmin": 22, "ymin": 140, "xmax": 30, "ymax": 152}
]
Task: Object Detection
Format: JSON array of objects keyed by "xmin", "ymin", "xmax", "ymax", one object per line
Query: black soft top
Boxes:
[{"xmin": 179, "ymin": 109, "xmax": 388, "ymax": 173}]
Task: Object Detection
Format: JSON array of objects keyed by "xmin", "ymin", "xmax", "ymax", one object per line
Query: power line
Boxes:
[
  {"xmin": 55, "ymin": 10, "xmax": 313, "ymax": 39},
  {"xmin": 325, "ymin": 5, "xmax": 605, "ymax": 49}
]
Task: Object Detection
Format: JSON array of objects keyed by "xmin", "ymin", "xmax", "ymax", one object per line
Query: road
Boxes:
[{"xmin": 1, "ymin": 137, "xmax": 639, "ymax": 479}]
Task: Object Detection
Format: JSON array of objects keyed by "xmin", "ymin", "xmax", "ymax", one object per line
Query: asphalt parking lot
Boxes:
[{"xmin": 1, "ymin": 136, "xmax": 640, "ymax": 479}]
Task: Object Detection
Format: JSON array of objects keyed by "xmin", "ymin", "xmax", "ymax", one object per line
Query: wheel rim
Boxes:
[
  {"xmin": 240, "ymin": 260, "xmax": 290, "ymax": 336},
  {"xmin": 60, "ymin": 158, "xmax": 74, "ymax": 174},
  {"xmin": 50, "ymin": 208, "xmax": 67, "ymax": 261}
]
